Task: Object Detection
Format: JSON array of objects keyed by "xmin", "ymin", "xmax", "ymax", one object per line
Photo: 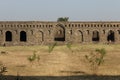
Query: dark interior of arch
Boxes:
[
  {"xmin": 6, "ymin": 31, "xmax": 12, "ymax": 41},
  {"xmin": 92, "ymin": 31, "xmax": 99, "ymax": 42},
  {"xmin": 54, "ymin": 25, "xmax": 65, "ymax": 41},
  {"xmin": 20, "ymin": 31, "xmax": 27, "ymax": 42},
  {"xmin": 107, "ymin": 31, "xmax": 115, "ymax": 42}
]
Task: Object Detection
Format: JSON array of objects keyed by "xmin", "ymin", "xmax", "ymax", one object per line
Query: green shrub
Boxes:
[
  {"xmin": 48, "ymin": 43, "xmax": 57, "ymax": 53},
  {"xmin": 66, "ymin": 43, "xmax": 73, "ymax": 53},
  {"xmin": 27, "ymin": 51, "xmax": 40, "ymax": 66},
  {"xmin": 0, "ymin": 51, "xmax": 8, "ymax": 55},
  {"xmin": 85, "ymin": 48, "xmax": 106, "ymax": 75}
]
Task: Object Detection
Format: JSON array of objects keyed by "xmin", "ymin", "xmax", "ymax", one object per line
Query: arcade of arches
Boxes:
[
  {"xmin": 0, "ymin": 21, "xmax": 120, "ymax": 46},
  {"xmin": 5, "ymin": 31, "xmax": 27, "ymax": 42},
  {"xmin": 4, "ymin": 29, "xmax": 117, "ymax": 44}
]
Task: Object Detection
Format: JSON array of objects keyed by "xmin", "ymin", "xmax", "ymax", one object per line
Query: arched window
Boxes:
[
  {"xmin": 107, "ymin": 30, "xmax": 115, "ymax": 42},
  {"xmin": 92, "ymin": 30, "xmax": 100, "ymax": 42},
  {"xmin": 54, "ymin": 24, "xmax": 65, "ymax": 41},
  {"xmin": 6, "ymin": 31, "xmax": 12, "ymax": 41},
  {"xmin": 20, "ymin": 31, "xmax": 27, "ymax": 42}
]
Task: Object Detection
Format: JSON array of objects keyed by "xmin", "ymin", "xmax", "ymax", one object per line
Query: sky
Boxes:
[{"xmin": 0, "ymin": 0, "xmax": 120, "ymax": 21}]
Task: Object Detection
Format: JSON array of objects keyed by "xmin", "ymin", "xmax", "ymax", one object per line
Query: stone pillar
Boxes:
[
  {"xmin": 114, "ymin": 30, "xmax": 119, "ymax": 43},
  {"xmin": 99, "ymin": 30, "xmax": 107, "ymax": 43},
  {"xmin": 65, "ymin": 29, "xmax": 73, "ymax": 43},
  {"xmin": 0, "ymin": 30, "xmax": 4, "ymax": 45},
  {"xmin": 13, "ymin": 30, "xmax": 19, "ymax": 45},
  {"xmin": 84, "ymin": 30, "xmax": 91, "ymax": 43},
  {"xmin": 89, "ymin": 31, "xmax": 93, "ymax": 43}
]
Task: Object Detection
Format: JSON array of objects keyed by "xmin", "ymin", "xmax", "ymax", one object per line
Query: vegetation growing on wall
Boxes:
[{"xmin": 57, "ymin": 17, "xmax": 69, "ymax": 22}]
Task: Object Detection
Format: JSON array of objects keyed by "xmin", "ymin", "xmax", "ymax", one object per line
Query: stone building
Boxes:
[{"xmin": 0, "ymin": 21, "xmax": 120, "ymax": 46}]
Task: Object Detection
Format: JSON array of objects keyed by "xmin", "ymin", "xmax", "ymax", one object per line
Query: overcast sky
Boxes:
[{"xmin": 0, "ymin": 0, "xmax": 120, "ymax": 21}]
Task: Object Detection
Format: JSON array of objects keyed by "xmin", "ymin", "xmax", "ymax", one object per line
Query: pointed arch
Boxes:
[{"xmin": 5, "ymin": 31, "xmax": 12, "ymax": 41}]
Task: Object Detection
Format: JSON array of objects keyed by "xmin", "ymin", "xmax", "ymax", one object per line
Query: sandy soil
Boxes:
[{"xmin": 0, "ymin": 44, "xmax": 120, "ymax": 76}]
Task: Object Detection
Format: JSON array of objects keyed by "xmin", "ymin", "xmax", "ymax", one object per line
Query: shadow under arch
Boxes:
[
  {"xmin": 20, "ymin": 31, "xmax": 27, "ymax": 42},
  {"xmin": 107, "ymin": 30, "xmax": 115, "ymax": 42},
  {"xmin": 54, "ymin": 24, "xmax": 65, "ymax": 41},
  {"xmin": 5, "ymin": 31, "xmax": 12, "ymax": 41},
  {"xmin": 92, "ymin": 30, "xmax": 100, "ymax": 42}
]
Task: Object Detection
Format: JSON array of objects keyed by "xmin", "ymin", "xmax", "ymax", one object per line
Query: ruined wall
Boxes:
[{"xmin": 0, "ymin": 21, "xmax": 120, "ymax": 46}]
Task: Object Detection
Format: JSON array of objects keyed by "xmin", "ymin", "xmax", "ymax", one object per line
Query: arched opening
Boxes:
[
  {"xmin": 92, "ymin": 31, "xmax": 100, "ymax": 42},
  {"xmin": 78, "ymin": 30, "xmax": 83, "ymax": 42},
  {"xmin": 118, "ymin": 30, "xmax": 120, "ymax": 34},
  {"xmin": 86, "ymin": 30, "xmax": 89, "ymax": 35},
  {"xmin": 20, "ymin": 31, "xmax": 27, "ymax": 42},
  {"xmin": 107, "ymin": 30, "xmax": 115, "ymax": 42},
  {"xmin": 54, "ymin": 24, "xmax": 65, "ymax": 41},
  {"xmin": 37, "ymin": 31, "xmax": 44, "ymax": 42},
  {"xmin": 6, "ymin": 31, "xmax": 12, "ymax": 41}
]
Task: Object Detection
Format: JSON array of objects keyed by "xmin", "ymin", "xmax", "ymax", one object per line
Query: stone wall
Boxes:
[{"xmin": 0, "ymin": 21, "xmax": 120, "ymax": 46}]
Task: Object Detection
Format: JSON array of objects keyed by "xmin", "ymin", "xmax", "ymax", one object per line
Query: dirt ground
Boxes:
[{"xmin": 0, "ymin": 44, "xmax": 120, "ymax": 77}]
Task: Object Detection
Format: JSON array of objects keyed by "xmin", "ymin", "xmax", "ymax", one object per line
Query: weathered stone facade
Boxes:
[{"xmin": 0, "ymin": 21, "xmax": 120, "ymax": 46}]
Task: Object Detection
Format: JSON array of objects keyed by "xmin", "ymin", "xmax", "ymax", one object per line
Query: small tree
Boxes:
[
  {"xmin": 85, "ymin": 48, "xmax": 106, "ymax": 75},
  {"xmin": 57, "ymin": 17, "xmax": 69, "ymax": 22}
]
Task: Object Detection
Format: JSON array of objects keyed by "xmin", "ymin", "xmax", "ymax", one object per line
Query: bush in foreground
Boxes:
[{"xmin": 85, "ymin": 48, "xmax": 106, "ymax": 75}]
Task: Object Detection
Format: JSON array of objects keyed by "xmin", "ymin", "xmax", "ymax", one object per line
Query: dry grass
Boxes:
[{"xmin": 0, "ymin": 44, "xmax": 120, "ymax": 76}]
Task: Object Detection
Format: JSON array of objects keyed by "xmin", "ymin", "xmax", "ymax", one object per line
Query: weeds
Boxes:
[
  {"xmin": 48, "ymin": 42, "xmax": 57, "ymax": 53},
  {"xmin": 85, "ymin": 48, "xmax": 106, "ymax": 75},
  {"xmin": 0, "ymin": 62, "xmax": 7, "ymax": 80},
  {"xmin": 27, "ymin": 51, "xmax": 40, "ymax": 66},
  {"xmin": 0, "ymin": 64, "xmax": 7, "ymax": 75},
  {"xmin": 0, "ymin": 51, "xmax": 8, "ymax": 55},
  {"xmin": 66, "ymin": 42, "xmax": 73, "ymax": 53}
]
